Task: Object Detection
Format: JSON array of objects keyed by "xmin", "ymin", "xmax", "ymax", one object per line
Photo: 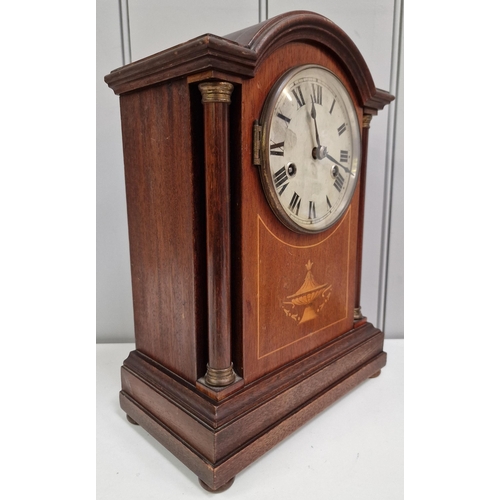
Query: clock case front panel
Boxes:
[
  {"xmin": 237, "ymin": 42, "xmax": 362, "ymax": 383},
  {"xmin": 105, "ymin": 11, "xmax": 393, "ymax": 491}
]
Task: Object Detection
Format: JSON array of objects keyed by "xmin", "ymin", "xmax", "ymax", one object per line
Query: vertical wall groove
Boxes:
[
  {"xmin": 119, "ymin": 0, "xmax": 132, "ymax": 65},
  {"xmin": 259, "ymin": 0, "xmax": 268, "ymax": 22},
  {"xmin": 377, "ymin": 0, "xmax": 403, "ymax": 332}
]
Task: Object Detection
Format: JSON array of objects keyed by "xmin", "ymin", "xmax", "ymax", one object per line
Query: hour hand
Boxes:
[{"xmin": 326, "ymin": 153, "xmax": 353, "ymax": 175}]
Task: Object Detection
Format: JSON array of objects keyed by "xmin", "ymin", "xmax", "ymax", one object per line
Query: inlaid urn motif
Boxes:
[{"xmin": 282, "ymin": 260, "xmax": 332, "ymax": 324}]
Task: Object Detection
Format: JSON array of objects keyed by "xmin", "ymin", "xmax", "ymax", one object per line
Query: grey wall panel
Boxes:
[
  {"xmin": 384, "ymin": 20, "xmax": 404, "ymax": 338},
  {"xmin": 128, "ymin": 0, "xmax": 259, "ymax": 62}
]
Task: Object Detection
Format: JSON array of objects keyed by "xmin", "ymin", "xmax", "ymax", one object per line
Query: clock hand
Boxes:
[
  {"xmin": 310, "ymin": 96, "xmax": 330, "ymax": 161},
  {"xmin": 310, "ymin": 96, "xmax": 322, "ymax": 148},
  {"xmin": 310, "ymin": 96, "xmax": 351, "ymax": 173},
  {"xmin": 326, "ymin": 153, "xmax": 353, "ymax": 175}
]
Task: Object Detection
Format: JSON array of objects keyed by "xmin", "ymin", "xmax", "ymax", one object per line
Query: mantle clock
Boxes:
[{"xmin": 105, "ymin": 11, "xmax": 394, "ymax": 492}]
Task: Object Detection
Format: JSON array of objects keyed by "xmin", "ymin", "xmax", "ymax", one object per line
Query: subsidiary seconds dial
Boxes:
[{"xmin": 258, "ymin": 65, "xmax": 361, "ymax": 233}]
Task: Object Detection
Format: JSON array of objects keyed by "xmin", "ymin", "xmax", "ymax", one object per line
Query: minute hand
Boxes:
[
  {"xmin": 310, "ymin": 96, "xmax": 322, "ymax": 148},
  {"xmin": 326, "ymin": 153, "xmax": 353, "ymax": 175}
]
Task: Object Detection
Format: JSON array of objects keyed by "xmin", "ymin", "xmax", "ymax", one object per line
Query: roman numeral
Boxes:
[
  {"xmin": 270, "ymin": 141, "xmax": 285, "ymax": 156},
  {"xmin": 340, "ymin": 150, "xmax": 348, "ymax": 162},
  {"xmin": 308, "ymin": 201, "xmax": 316, "ymax": 220},
  {"xmin": 312, "ymin": 84, "xmax": 322, "ymax": 105},
  {"xmin": 338, "ymin": 123, "xmax": 347, "ymax": 136},
  {"xmin": 334, "ymin": 173, "xmax": 345, "ymax": 192},
  {"xmin": 329, "ymin": 99, "xmax": 336, "ymax": 114},
  {"xmin": 273, "ymin": 166, "xmax": 289, "ymax": 195},
  {"xmin": 277, "ymin": 112, "xmax": 291, "ymax": 124},
  {"xmin": 292, "ymin": 86, "xmax": 306, "ymax": 108},
  {"xmin": 326, "ymin": 195, "xmax": 332, "ymax": 209},
  {"xmin": 289, "ymin": 191, "xmax": 301, "ymax": 215}
]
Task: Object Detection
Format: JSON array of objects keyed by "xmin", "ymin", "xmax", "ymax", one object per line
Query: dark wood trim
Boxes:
[
  {"xmin": 123, "ymin": 322, "xmax": 382, "ymax": 427},
  {"xmin": 122, "ymin": 333, "xmax": 384, "ymax": 463},
  {"xmin": 121, "ymin": 348, "xmax": 386, "ymax": 490},
  {"xmin": 105, "ymin": 35, "xmax": 256, "ymax": 95},
  {"xmin": 364, "ymin": 88, "xmax": 395, "ymax": 112}
]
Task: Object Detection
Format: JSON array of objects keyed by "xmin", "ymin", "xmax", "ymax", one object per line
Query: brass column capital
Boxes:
[{"xmin": 199, "ymin": 81, "xmax": 234, "ymax": 104}]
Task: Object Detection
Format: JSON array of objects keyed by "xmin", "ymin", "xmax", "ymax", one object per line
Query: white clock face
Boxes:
[{"xmin": 259, "ymin": 65, "xmax": 361, "ymax": 233}]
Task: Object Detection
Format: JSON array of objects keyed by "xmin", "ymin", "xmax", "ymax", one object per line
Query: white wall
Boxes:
[
  {"xmin": 96, "ymin": 0, "xmax": 404, "ymax": 342},
  {"xmin": 97, "ymin": 0, "xmax": 135, "ymax": 342}
]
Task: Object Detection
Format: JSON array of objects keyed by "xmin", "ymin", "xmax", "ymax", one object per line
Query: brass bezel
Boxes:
[{"xmin": 258, "ymin": 64, "xmax": 361, "ymax": 234}]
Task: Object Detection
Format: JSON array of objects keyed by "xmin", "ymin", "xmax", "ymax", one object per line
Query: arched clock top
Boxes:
[{"xmin": 225, "ymin": 10, "xmax": 391, "ymax": 110}]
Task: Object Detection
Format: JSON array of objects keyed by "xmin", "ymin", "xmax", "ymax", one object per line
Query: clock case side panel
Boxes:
[{"xmin": 118, "ymin": 79, "xmax": 208, "ymax": 383}]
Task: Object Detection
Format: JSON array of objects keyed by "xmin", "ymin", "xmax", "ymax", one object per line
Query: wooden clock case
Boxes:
[{"xmin": 105, "ymin": 11, "xmax": 394, "ymax": 492}]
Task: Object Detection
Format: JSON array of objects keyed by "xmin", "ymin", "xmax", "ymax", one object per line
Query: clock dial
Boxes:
[{"xmin": 259, "ymin": 65, "xmax": 361, "ymax": 233}]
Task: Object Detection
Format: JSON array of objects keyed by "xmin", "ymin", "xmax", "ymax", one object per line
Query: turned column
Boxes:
[
  {"xmin": 354, "ymin": 113, "xmax": 373, "ymax": 321},
  {"xmin": 199, "ymin": 81, "xmax": 236, "ymax": 387}
]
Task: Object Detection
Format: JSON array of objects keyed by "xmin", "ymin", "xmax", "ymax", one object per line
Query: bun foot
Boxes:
[
  {"xmin": 126, "ymin": 414, "xmax": 139, "ymax": 425},
  {"xmin": 198, "ymin": 477, "xmax": 235, "ymax": 493},
  {"xmin": 369, "ymin": 369, "xmax": 382, "ymax": 379}
]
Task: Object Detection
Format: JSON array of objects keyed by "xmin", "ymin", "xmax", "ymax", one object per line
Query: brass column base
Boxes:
[
  {"xmin": 354, "ymin": 306, "xmax": 363, "ymax": 320},
  {"xmin": 205, "ymin": 363, "xmax": 236, "ymax": 387}
]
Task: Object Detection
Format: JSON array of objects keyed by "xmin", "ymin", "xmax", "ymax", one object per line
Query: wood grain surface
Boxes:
[{"xmin": 119, "ymin": 80, "xmax": 208, "ymax": 382}]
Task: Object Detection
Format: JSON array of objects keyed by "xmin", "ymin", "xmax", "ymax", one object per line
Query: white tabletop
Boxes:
[{"xmin": 97, "ymin": 340, "xmax": 403, "ymax": 499}]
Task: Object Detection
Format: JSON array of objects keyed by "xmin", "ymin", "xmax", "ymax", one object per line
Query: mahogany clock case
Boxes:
[{"xmin": 105, "ymin": 11, "xmax": 394, "ymax": 492}]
